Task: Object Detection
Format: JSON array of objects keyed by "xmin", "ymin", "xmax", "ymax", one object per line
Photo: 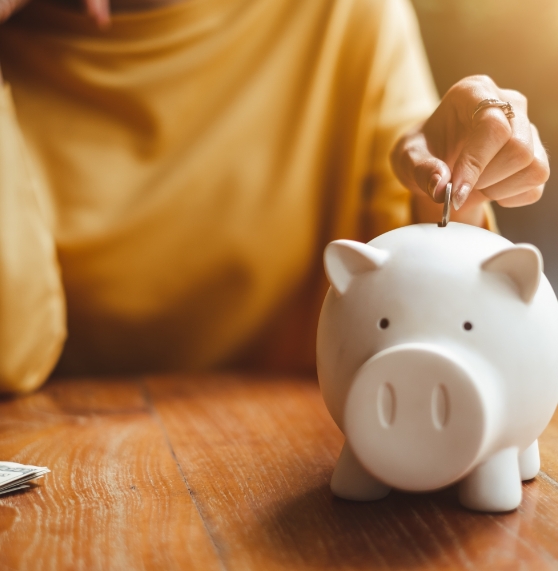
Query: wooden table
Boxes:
[{"xmin": 1, "ymin": 374, "xmax": 558, "ymax": 570}]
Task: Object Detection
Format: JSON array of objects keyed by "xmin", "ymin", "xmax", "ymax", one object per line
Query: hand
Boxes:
[
  {"xmin": 83, "ymin": 0, "xmax": 110, "ymax": 27},
  {"xmin": 0, "ymin": 0, "xmax": 30, "ymax": 22},
  {"xmin": 0, "ymin": 0, "xmax": 110, "ymax": 27},
  {"xmin": 391, "ymin": 75, "xmax": 549, "ymax": 218}
]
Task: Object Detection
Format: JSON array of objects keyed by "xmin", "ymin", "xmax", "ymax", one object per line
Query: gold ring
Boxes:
[{"xmin": 472, "ymin": 98, "xmax": 515, "ymax": 121}]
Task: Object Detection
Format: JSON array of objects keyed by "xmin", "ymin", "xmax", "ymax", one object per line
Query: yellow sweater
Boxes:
[{"xmin": 0, "ymin": 0, "xmax": 437, "ymax": 391}]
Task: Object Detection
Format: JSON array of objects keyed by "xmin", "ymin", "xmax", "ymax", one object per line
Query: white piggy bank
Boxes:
[{"xmin": 317, "ymin": 222, "xmax": 558, "ymax": 512}]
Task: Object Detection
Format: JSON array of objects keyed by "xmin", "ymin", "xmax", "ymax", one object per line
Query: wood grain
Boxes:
[
  {"xmin": 147, "ymin": 374, "xmax": 558, "ymax": 571},
  {"xmin": 3, "ymin": 374, "xmax": 558, "ymax": 570},
  {"xmin": 0, "ymin": 377, "xmax": 221, "ymax": 571}
]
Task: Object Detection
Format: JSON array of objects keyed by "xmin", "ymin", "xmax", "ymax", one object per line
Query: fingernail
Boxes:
[
  {"xmin": 428, "ymin": 174, "xmax": 442, "ymax": 201},
  {"xmin": 452, "ymin": 183, "xmax": 472, "ymax": 211}
]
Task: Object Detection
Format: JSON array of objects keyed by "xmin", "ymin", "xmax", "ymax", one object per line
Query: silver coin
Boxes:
[{"xmin": 440, "ymin": 182, "xmax": 452, "ymax": 227}]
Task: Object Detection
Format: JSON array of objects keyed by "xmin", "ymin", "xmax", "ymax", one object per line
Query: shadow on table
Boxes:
[{"xmin": 257, "ymin": 481, "xmax": 530, "ymax": 569}]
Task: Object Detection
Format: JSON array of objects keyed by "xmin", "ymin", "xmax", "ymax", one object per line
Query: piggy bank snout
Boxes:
[{"xmin": 344, "ymin": 344, "xmax": 490, "ymax": 492}]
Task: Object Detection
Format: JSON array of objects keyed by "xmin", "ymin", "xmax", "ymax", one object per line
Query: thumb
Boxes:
[
  {"xmin": 414, "ymin": 155, "xmax": 452, "ymax": 203},
  {"xmin": 392, "ymin": 132, "xmax": 452, "ymax": 203}
]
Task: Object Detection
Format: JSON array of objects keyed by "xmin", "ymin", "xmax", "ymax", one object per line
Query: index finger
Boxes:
[{"xmin": 451, "ymin": 105, "xmax": 513, "ymax": 209}]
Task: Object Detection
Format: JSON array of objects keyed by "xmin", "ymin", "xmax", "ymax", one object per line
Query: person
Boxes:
[{"xmin": 0, "ymin": 0, "xmax": 549, "ymax": 393}]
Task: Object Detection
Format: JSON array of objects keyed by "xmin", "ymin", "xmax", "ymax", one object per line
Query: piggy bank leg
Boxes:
[
  {"xmin": 458, "ymin": 447, "xmax": 521, "ymax": 512},
  {"xmin": 330, "ymin": 442, "xmax": 390, "ymax": 501},
  {"xmin": 519, "ymin": 440, "xmax": 540, "ymax": 481}
]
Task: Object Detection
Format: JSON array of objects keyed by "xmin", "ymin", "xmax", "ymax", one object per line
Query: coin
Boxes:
[{"xmin": 439, "ymin": 182, "xmax": 452, "ymax": 227}]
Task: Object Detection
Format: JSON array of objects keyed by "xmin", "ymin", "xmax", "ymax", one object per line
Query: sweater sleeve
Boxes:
[
  {"xmin": 361, "ymin": 0, "xmax": 439, "ymax": 237},
  {"xmin": 362, "ymin": 0, "xmax": 499, "ymax": 234},
  {"xmin": 0, "ymin": 84, "xmax": 66, "ymax": 394}
]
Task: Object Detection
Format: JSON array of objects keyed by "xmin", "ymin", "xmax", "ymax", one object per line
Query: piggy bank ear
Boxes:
[
  {"xmin": 324, "ymin": 240, "xmax": 388, "ymax": 297},
  {"xmin": 481, "ymin": 244, "xmax": 543, "ymax": 303}
]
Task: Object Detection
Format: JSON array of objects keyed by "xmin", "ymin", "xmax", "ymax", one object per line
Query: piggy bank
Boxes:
[{"xmin": 317, "ymin": 222, "xmax": 558, "ymax": 512}]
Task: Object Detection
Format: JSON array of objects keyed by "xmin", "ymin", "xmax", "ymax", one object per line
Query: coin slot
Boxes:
[
  {"xmin": 431, "ymin": 384, "xmax": 449, "ymax": 430},
  {"xmin": 377, "ymin": 383, "xmax": 396, "ymax": 428}
]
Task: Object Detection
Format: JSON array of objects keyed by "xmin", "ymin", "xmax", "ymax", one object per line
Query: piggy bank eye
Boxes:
[
  {"xmin": 463, "ymin": 321, "xmax": 473, "ymax": 331},
  {"xmin": 379, "ymin": 318, "xmax": 390, "ymax": 329}
]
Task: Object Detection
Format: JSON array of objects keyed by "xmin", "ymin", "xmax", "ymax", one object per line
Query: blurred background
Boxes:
[{"xmin": 411, "ymin": 0, "xmax": 558, "ymax": 286}]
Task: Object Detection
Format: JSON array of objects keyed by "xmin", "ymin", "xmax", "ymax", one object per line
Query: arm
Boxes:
[{"xmin": 0, "ymin": 82, "xmax": 66, "ymax": 393}]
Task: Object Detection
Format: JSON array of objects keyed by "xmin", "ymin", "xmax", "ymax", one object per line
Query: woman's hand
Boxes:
[
  {"xmin": 0, "ymin": 0, "xmax": 110, "ymax": 27},
  {"xmin": 391, "ymin": 75, "xmax": 549, "ymax": 224},
  {"xmin": 0, "ymin": 0, "xmax": 29, "ymax": 23}
]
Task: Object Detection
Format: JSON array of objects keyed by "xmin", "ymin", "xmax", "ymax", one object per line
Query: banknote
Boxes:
[{"xmin": 0, "ymin": 462, "xmax": 50, "ymax": 496}]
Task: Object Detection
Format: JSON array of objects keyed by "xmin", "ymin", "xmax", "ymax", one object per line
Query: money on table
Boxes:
[{"xmin": 0, "ymin": 462, "xmax": 50, "ymax": 496}]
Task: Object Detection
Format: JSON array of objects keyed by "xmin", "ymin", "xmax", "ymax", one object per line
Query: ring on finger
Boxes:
[{"xmin": 472, "ymin": 99, "xmax": 515, "ymax": 122}]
